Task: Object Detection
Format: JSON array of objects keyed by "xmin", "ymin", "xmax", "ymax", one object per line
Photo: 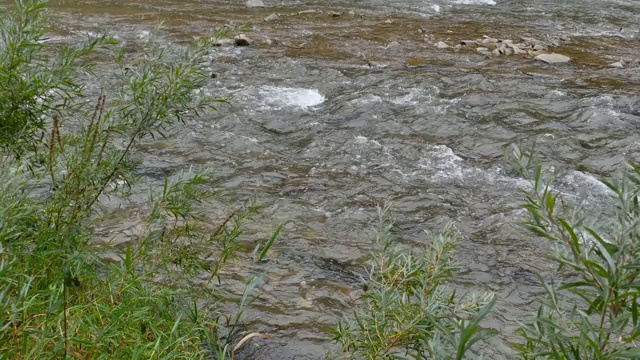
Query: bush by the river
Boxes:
[{"xmin": 1, "ymin": 0, "xmax": 262, "ymax": 358}]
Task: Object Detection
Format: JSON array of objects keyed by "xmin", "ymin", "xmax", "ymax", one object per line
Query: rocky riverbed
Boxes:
[{"xmin": 6, "ymin": 0, "xmax": 640, "ymax": 358}]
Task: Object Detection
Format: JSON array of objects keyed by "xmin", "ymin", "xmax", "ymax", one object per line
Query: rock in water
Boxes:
[
  {"xmin": 212, "ymin": 38, "xmax": 235, "ymax": 46},
  {"xmin": 534, "ymin": 53, "xmax": 571, "ymax": 64},
  {"xmin": 246, "ymin": 0, "xmax": 265, "ymax": 7},
  {"xmin": 435, "ymin": 41, "xmax": 449, "ymax": 49},
  {"xmin": 234, "ymin": 34, "xmax": 252, "ymax": 46},
  {"xmin": 247, "ymin": 0, "xmax": 264, "ymax": 8},
  {"xmin": 609, "ymin": 60, "xmax": 625, "ymax": 68},
  {"xmin": 512, "ymin": 46, "xmax": 526, "ymax": 55},
  {"xmin": 264, "ymin": 13, "xmax": 279, "ymax": 22}
]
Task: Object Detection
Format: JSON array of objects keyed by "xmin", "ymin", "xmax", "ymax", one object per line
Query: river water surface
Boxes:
[{"xmin": 12, "ymin": 0, "xmax": 640, "ymax": 358}]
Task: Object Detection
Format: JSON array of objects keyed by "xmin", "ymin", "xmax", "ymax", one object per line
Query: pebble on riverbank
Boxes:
[
  {"xmin": 435, "ymin": 34, "xmax": 576, "ymax": 63},
  {"xmin": 534, "ymin": 53, "xmax": 571, "ymax": 64},
  {"xmin": 264, "ymin": 13, "xmax": 279, "ymax": 22}
]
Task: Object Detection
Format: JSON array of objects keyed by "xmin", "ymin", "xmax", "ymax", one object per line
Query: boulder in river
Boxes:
[
  {"xmin": 609, "ymin": 60, "xmax": 625, "ymax": 68},
  {"xmin": 534, "ymin": 53, "xmax": 571, "ymax": 64},
  {"xmin": 264, "ymin": 13, "xmax": 279, "ymax": 22},
  {"xmin": 328, "ymin": 11, "xmax": 342, "ymax": 17},
  {"xmin": 512, "ymin": 46, "xmax": 527, "ymax": 55},
  {"xmin": 297, "ymin": 9, "xmax": 317, "ymax": 15},
  {"xmin": 234, "ymin": 34, "xmax": 252, "ymax": 46},
  {"xmin": 264, "ymin": 120, "xmax": 296, "ymax": 134},
  {"xmin": 460, "ymin": 40, "xmax": 477, "ymax": 46},
  {"xmin": 532, "ymin": 44, "xmax": 546, "ymax": 51},
  {"xmin": 435, "ymin": 41, "xmax": 449, "ymax": 49},
  {"xmin": 246, "ymin": 0, "xmax": 265, "ymax": 8}
]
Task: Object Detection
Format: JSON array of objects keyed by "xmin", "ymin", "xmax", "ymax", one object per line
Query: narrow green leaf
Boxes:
[{"xmin": 254, "ymin": 222, "xmax": 284, "ymax": 264}]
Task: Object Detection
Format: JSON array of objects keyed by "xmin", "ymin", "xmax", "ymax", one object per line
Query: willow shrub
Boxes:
[
  {"xmin": 0, "ymin": 1, "xmax": 263, "ymax": 359},
  {"xmin": 333, "ymin": 205, "xmax": 497, "ymax": 359},
  {"xmin": 512, "ymin": 146, "xmax": 640, "ymax": 359}
]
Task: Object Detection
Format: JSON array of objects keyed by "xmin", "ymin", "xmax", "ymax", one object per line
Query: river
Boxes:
[{"xmin": 11, "ymin": 0, "xmax": 640, "ymax": 358}]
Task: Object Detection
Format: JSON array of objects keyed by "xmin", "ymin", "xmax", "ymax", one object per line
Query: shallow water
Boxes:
[{"xmin": 6, "ymin": 0, "xmax": 640, "ymax": 358}]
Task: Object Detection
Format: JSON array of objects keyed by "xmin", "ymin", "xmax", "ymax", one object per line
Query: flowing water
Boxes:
[{"xmin": 8, "ymin": 0, "xmax": 640, "ymax": 358}]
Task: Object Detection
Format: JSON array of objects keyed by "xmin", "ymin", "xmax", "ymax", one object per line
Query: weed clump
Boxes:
[
  {"xmin": 0, "ymin": 1, "xmax": 264, "ymax": 358},
  {"xmin": 333, "ymin": 205, "xmax": 496, "ymax": 359}
]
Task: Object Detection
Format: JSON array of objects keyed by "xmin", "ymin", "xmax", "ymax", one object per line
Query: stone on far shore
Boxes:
[{"xmin": 534, "ymin": 53, "xmax": 571, "ymax": 64}]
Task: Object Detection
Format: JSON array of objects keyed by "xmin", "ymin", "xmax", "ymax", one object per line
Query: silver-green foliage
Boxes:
[
  {"xmin": 513, "ymin": 146, "xmax": 640, "ymax": 359},
  {"xmin": 333, "ymin": 206, "xmax": 496, "ymax": 359},
  {"xmin": 0, "ymin": 1, "xmax": 258, "ymax": 359}
]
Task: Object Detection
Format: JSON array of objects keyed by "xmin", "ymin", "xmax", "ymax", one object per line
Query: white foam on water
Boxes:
[
  {"xmin": 354, "ymin": 135, "xmax": 381, "ymax": 147},
  {"xmin": 562, "ymin": 170, "xmax": 613, "ymax": 196},
  {"xmin": 137, "ymin": 30, "xmax": 151, "ymax": 40},
  {"xmin": 585, "ymin": 95, "xmax": 622, "ymax": 125},
  {"xmin": 351, "ymin": 94, "xmax": 383, "ymax": 105},
  {"xmin": 453, "ymin": 0, "xmax": 496, "ymax": 5},
  {"xmin": 431, "ymin": 4, "xmax": 441, "ymax": 12},
  {"xmin": 414, "ymin": 145, "xmax": 532, "ymax": 190},
  {"xmin": 390, "ymin": 88, "xmax": 433, "ymax": 106},
  {"xmin": 417, "ymin": 145, "xmax": 465, "ymax": 180},
  {"xmin": 255, "ymin": 86, "xmax": 325, "ymax": 110}
]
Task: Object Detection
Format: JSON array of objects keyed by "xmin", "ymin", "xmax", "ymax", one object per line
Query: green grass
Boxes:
[{"xmin": 0, "ymin": 1, "xmax": 266, "ymax": 358}]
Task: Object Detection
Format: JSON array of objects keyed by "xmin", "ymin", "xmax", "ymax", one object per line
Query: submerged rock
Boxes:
[
  {"xmin": 246, "ymin": 0, "xmax": 265, "ymax": 8},
  {"xmin": 435, "ymin": 41, "xmax": 449, "ymax": 49},
  {"xmin": 264, "ymin": 120, "xmax": 295, "ymax": 134},
  {"xmin": 405, "ymin": 58, "xmax": 430, "ymax": 68},
  {"xmin": 264, "ymin": 13, "xmax": 279, "ymax": 22},
  {"xmin": 534, "ymin": 53, "xmax": 571, "ymax": 64}
]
